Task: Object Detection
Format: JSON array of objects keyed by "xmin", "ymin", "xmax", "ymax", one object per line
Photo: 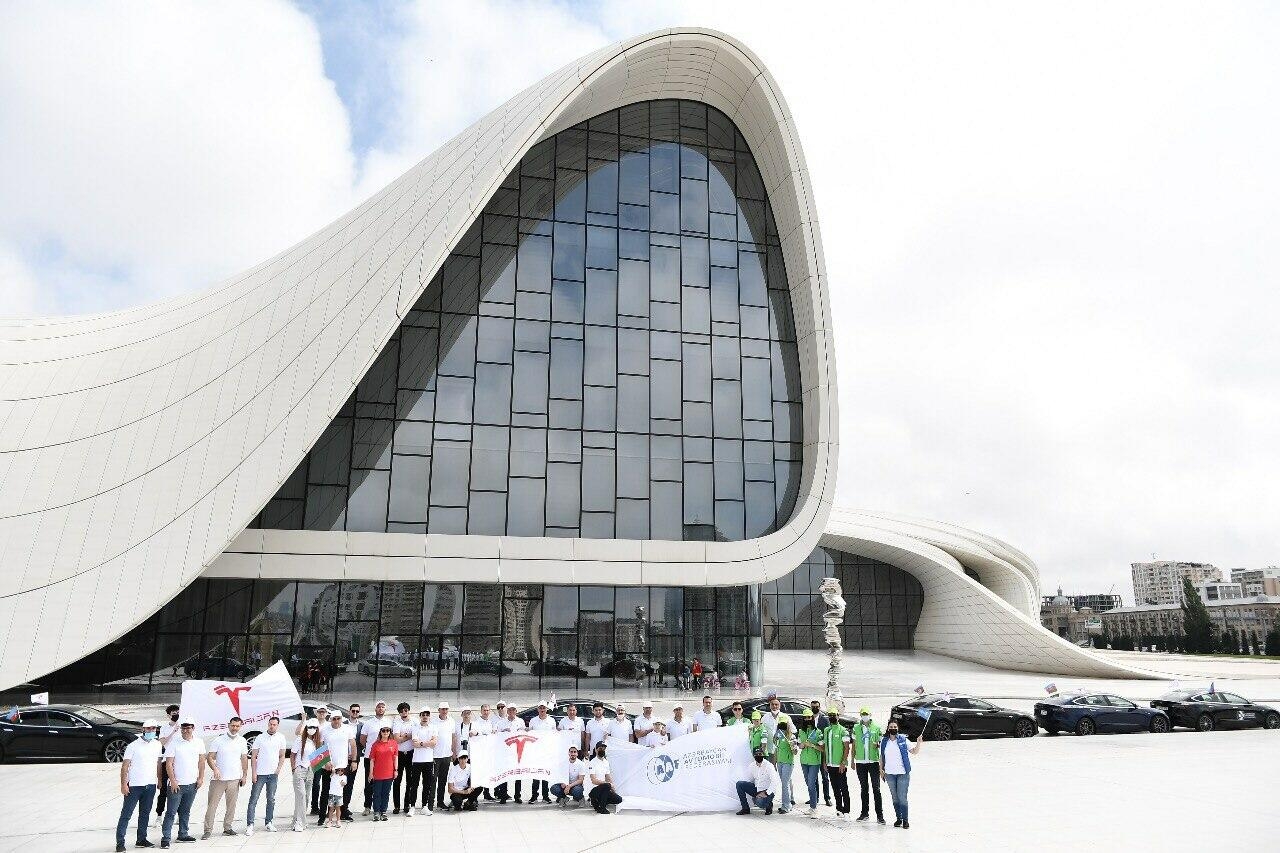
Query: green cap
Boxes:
[
  {"xmin": 859, "ymin": 707, "xmax": 871, "ymax": 715},
  {"xmin": 751, "ymin": 710, "xmax": 762, "ymax": 721},
  {"xmin": 802, "ymin": 708, "xmax": 814, "ymax": 718}
]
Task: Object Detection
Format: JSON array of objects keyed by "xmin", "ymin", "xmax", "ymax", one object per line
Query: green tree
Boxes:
[
  {"xmin": 1250, "ymin": 630, "xmax": 1262, "ymax": 655},
  {"xmin": 1265, "ymin": 622, "xmax": 1280, "ymax": 657},
  {"xmin": 1181, "ymin": 579, "xmax": 1216, "ymax": 653}
]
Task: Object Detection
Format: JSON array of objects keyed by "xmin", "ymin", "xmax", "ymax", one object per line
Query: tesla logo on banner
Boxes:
[
  {"xmin": 214, "ymin": 685, "xmax": 253, "ymax": 716},
  {"xmin": 504, "ymin": 733, "xmax": 538, "ymax": 763}
]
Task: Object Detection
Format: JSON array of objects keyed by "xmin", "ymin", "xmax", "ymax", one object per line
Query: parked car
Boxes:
[
  {"xmin": 1035, "ymin": 693, "xmax": 1170, "ymax": 735},
  {"xmin": 0, "ymin": 705, "xmax": 143, "ymax": 763},
  {"xmin": 719, "ymin": 696, "xmax": 856, "ymax": 728},
  {"xmin": 531, "ymin": 658, "xmax": 588, "ymax": 677},
  {"xmin": 517, "ymin": 699, "xmax": 620, "ymax": 725},
  {"xmin": 890, "ymin": 694, "xmax": 1037, "ymax": 740},
  {"xmin": 183, "ymin": 656, "xmax": 252, "ymax": 680},
  {"xmin": 461, "ymin": 659, "xmax": 513, "ymax": 677},
  {"xmin": 357, "ymin": 657, "xmax": 415, "ymax": 678},
  {"xmin": 1150, "ymin": 689, "xmax": 1280, "ymax": 732}
]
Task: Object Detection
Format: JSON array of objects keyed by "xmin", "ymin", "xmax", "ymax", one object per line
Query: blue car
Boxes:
[{"xmin": 1034, "ymin": 693, "xmax": 1169, "ymax": 736}]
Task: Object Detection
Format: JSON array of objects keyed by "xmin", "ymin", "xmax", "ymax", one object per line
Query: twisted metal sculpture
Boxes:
[{"xmin": 819, "ymin": 577, "xmax": 846, "ymax": 715}]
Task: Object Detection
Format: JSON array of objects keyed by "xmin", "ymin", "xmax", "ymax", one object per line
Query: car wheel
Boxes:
[
  {"xmin": 1149, "ymin": 715, "xmax": 1169, "ymax": 733},
  {"xmin": 1015, "ymin": 719, "xmax": 1037, "ymax": 738},
  {"xmin": 103, "ymin": 737, "xmax": 130, "ymax": 763},
  {"xmin": 1196, "ymin": 713, "xmax": 1215, "ymax": 732},
  {"xmin": 1264, "ymin": 713, "xmax": 1280, "ymax": 730},
  {"xmin": 930, "ymin": 720, "xmax": 954, "ymax": 741},
  {"xmin": 244, "ymin": 732, "xmax": 258, "ymax": 750},
  {"xmin": 1074, "ymin": 717, "xmax": 1095, "ymax": 737}
]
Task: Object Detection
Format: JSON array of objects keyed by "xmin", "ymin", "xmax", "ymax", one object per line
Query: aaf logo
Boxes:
[
  {"xmin": 504, "ymin": 733, "xmax": 539, "ymax": 763},
  {"xmin": 645, "ymin": 753, "xmax": 678, "ymax": 785},
  {"xmin": 214, "ymin": 685, "xmax": 252, "ymax": 715}
]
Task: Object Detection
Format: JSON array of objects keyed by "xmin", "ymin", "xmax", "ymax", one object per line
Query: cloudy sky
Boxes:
[{"xmin": 2, "ymin": 1, "xmax": 1277, "ymax": 598}]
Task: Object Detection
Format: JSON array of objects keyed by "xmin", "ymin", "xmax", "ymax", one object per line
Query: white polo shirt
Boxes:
[
  {"xmin": 411, "ymin": 722, "xmax": 436, "ymax": 762},
  {"xmin": 167, "ymin": 736, "xmax": 206, "ymax": 785},
  {"xmin": 607, "ymin": 716, "xmax": 633, "ymax": 744},
  {"xmin": 640, "ymin": 731, "xmax": 668, "ymax": 748},
  {"xmin": 634, "ymin": 713, "xmax": 657, "ymax": 737},
  {"xmin": 322, "ymin": 724, "xmax": 356, "ymax": 767},
  {"xmin": 447, "ymin": 763, "xmax": 471, "ymax": 792},
  {"xmin": 529, "ymin": 714, "xmax": 557, "ymax": 731},
  {"xmin": 209, "ymin": 733, "xmax": 249, "ymax": 781},
  {"xmin": 692, "ymin": 709, "xmax": 722, "ymax": 731},
  {"xmin": 558, "ymin": 715, "xmax": 584, "ymax": 739},
  {"xmin": 123, "ymin": 738, "xmax": 162, "ymax": 786},
  {"xmin": 361, "ymin": 716, "xmax": 390, "ymax": 759},
  {"xmin": 584, "ymin": 717, "xmax": 610, "ymax": 749},
  {"xmin": 585, "ymin": 756, "xmax": 610, "ymax": 794},
  {"xmin": 392, "ymin": 716, "xmax": 416, "ymax": 753},
  {"xmin": 252, "ymin": 731, "xmax": 287, "ymax": 775},
  {"xmin": 158, "ymin": 721, "xmax": 179, "ymax": 757},
  {"xmin": 430, "ymin": 717, "xmax": 455, "ymax": 759},
  {"xmin": 666, "ymin": 716, "xmax": 692, "ymax": 739}
]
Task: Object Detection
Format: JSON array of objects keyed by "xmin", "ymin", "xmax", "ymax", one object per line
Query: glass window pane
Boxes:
[{"xmin": 507, "ymin": 478, "xmax": 546, "ymax": 536}]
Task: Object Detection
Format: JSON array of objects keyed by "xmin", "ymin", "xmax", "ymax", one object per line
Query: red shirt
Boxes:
[{"xmin": 370, "ymin": 739, "xmax": 398, "ymax": 780}]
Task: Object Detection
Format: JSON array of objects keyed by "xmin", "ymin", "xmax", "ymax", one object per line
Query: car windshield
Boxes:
[
  {"xmin": 70, "ymin": 706, "xmax": 119, "ymax": 724},
  {"xmin": 902, "ymin": 695, "xmax": 944, "ymax": 707}
]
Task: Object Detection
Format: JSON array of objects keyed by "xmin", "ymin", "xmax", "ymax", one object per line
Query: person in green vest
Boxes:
[
  {"xmin": 774, "ymin": 718, "xmax": 800, "ymax": 813},
  {"xmin": 724, "ymin": 701, "xmax": 747, "ymax": 726},
  {"xmin": 797, "ymin": 709, "xmax": 824, "ymax": 816},
  {"xmin": 850, "ymin": 707, "xmax": 885, "ymax": 823},
  {"xmin": 747, "ymin": 711, "xmax": 774, "ymax": 756},
  {"xmin": 822, "ymin": 707, "xmax": 852, "ymax": 819}
]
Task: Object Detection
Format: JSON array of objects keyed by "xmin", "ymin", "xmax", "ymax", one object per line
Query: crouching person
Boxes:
[
  {"xmin": 550, "ymin": 745, "xmax": 586, "ymax": 806},
  {"xmin": 735, "ymin": 747, "xmax": 780, "ymax": 815},
  {"xmin": 586, "ymin": 743, "xmax": 622, "ymax": 814},
  {"xmin": 447, "ymin": 753, "xmax": 482, "ymax": 811}
]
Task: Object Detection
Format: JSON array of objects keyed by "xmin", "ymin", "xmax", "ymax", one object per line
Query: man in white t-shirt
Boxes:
[
  {"xmin": 584, "ymin": 702, "xmax": 610, "ymax": 753},
  {"xmin": 666, "ymin": 704, "xmax": 692, "ymax": 739},
  {"xmin": 430, "ymin": 703, "xmax": 457, "ymax": 810},
  {"xmin": 557, "ymin": 704, "xmax": 585, "ymax": 753},
  {"xmin": 469, "ymin": 704, "xmax": 496, "ymax": 801},
  {"xmin": 202, "ymin": 716, "xmax": 249, "ymax": 839},
  {"xmin": 550, "ymin": 745, "xmax": 586, "ymax": 806},
  {"xmin": 162, "ymin": 717, "xmax": 206, "ymax": 846},
  {"xmin": 607, "ymin": 704, "xmax": 634, "ymax": 745},
  {"xmin": 391, "ymin": 702, "xmax": 416, "ymax": 813},
  {"xmin": 586, "ymin": 743, "xmax": 621, "ymax": 814},
  {"xmin": 315, "ymin": 713, "xmax": 357, "ymax": 826},
  {"xmin": 358, "ymin": 700, "xmax": 390, "ymax": 815},
  {"xmin": 526, "ymin": 700, "xmax": 557, "ymax": 803},
  {"xmin": 693, "ymin": 695, "xmax": 722, "ymax": 732},
  {"xmin": 405, "ymin": 708, "xmax": 436, "ymax": 816},
  {"xmin": 634, "ymin": 701, "xmax": 657, "ymax": 741},
  {"xmin": 447, "ymin": 753, "xmax": 482, "ymax": 811},
  {"xmin": 245, "ymin": 716, "xmax": 287, "ymax": 835},
  {"xmin": 492, "ymin": 704, "xmax": 525, "ymax": 803},
  {"xmin": 116, "ymin": 719, "xmax": 161, "ymax": 851}
]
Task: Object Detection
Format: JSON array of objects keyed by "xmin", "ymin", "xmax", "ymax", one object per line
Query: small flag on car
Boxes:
[
  {"xmin": 913, "ymin": 685, "xmax": 925, "ymax": 696},
  {"xmin": 30, "ymin": 692, "xmax": 48, "ymax": 705},
  {"xmin": 1208, "ymin": 681, "xmax": 1215, "ymax": 693},
  {"xmin": 1045, "ymin": 683, "xmax": 1058, "ymax": 695},
  {"xmin": 2, "ymin": 707, "xmax": 18, "ymax": 722},
  {"xmin": 307, "ymin": 744, "xmax": 331, "ymax": 770},
  {"xmin": 916, "ymin": 708, "xmax": 932, "ymax": 722}
]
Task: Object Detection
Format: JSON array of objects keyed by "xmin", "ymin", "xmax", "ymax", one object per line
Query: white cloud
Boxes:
[{"xmin": 0, "ymin": 0, "xmax": 355, "ymax": 313}]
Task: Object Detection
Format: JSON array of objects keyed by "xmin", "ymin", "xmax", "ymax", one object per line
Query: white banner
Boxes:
[
  {"xmin": 179, "ymin": 660, "xmax": 303, "ymax": 738},
  {"xmin": 469, "ymin": 728, "xmax": 573, "ymax": 787},
  {"xmin": 611, "ymin": 724, "xmax": 754, "ymax": 812}
]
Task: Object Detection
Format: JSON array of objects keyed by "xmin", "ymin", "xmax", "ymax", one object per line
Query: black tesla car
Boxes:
[
  {"xmin": 1150, "ymin": 689, "xmax": 1280, "ymax": 732},
  {"xmin": 1034, "ymin": 693, "xmax": 1169, "ymax": 735},
  {"xmin": 0, "ymin": 705, "xmax": 142, "ymax": 763},
  {"xmin": 890, "ymin": 694, "xmax": 1036, "ymax": 740}
]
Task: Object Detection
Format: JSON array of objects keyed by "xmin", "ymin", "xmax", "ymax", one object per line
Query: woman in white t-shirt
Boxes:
[{"xmin": 879, "ymin": 722, "xmax": 922, "ymax": 830}]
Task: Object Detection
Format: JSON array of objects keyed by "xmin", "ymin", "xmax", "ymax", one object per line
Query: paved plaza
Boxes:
[{"xmin": 3, "ymin": 649, "xmax": 1277, "ymax": 852}]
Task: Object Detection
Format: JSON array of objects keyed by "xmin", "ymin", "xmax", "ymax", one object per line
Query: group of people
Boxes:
[{"xmin": 112, "ymin": 694, "xmax": 922, "ymax": 850}]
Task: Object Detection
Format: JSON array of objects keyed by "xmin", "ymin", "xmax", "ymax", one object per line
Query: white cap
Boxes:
[
  {"xmin": 461, "ymin": 706, "xmax": 472, "ymax": 713},
  {"xmin": 141, "ymin": 719, "xmax": 159, "ymax": 729},
  {"xmin": 537, "ymin": 699, "xmax": 548, "ymax": 707},
  {"xmin": 305, "ymin": 719, "xmax": 319, "ymax": 729},
  {"xmin": 374, "ymin": 699, "xmax": 387, "ymax": 707},
  {"xmin": 496, "ymin": 700, "xmax": 507, "ymax": 707},
  {"xmin": 672, "ymin": 703, "xmax": 684, "ymax": 710},
  {"xmin": 418, "ymin": 706, "xmax": 432, "ymax": 715},
  {"xmin": 438, "ymin": 701, "xmax": 449, "ymax": 709},
  {"xmin": 457, "ymin": 751, "xmax": 469, "ymax": 759},
  {"xmin": 642, "ymin": 700, "xmax": 653, "ymax": 708}
]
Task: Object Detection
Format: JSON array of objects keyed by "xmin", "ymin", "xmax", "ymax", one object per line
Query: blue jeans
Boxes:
[
  {"xmin": 550, "ymin": 782, "xmax": 584, "ymax": 802},
  {"xmin": 117, "ymin": 784, "xmax": 156, "ymax": 846},
  {"xmin": 885, "ymin": 772, "xmax": 910, "ymax": 822},
  {"xmin": 247, "ymin": 773, "xmax": 278, "ymax": 826},
  {"xmin": 777, "ymin": 762, "xmax": 794, "ymax": 811},
  {"xmin": 801, "ymin": 764, "xmax": 820, "ymax": 808},
  {"xmin": 162, "ymin": 782, "xmax": 198, "ymax": 841},
  {"xmin": 371, "ymin": 778, "xmax": 393, "ymax": 813},
  {"xmin": 735, "ymin": 780, "xmax": 774, "ymax": 812}
]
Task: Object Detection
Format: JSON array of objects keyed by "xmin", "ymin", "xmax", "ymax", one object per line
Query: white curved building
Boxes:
[{"xmin": 0, "ymin": 28, "xmax": 1145, "ymax": 695}]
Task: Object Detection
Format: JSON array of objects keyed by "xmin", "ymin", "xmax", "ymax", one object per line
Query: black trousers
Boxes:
[
  {"xmin": 392, "ymin": 752, "xmax": 412, "ymax": 810},
  {"xmin": 433, "ymin": 758, "xmax": 451, "ymax": 809},
  {"xmin": 363, "ymin": 757, "xmax": 373, "ymax": 808},
  {"xmin": 588, "ymin": 783, "xmax": 622, "ymax": 811},
  {"xmin": 819, "ymin": 762, "xmax": 831, "ymax": 801},
  {"xmin": 829, "ymin": 766, "xmax": 851, "ymax": 814},
  {"xmin": 529, "ymin": 780, "xmax": 549, "ymax": 802},
  {"xmin": 155, "ymin": 761, "xmax": 171, "ymax": 815},
  {"xmin": 405, "ymin": 761, "xmax": 434, "ymax": 809},
  {"xmin": 314, "ymin": 773, "xmax": 331, "ymax": 824},
  {"xmin": 450, "ymin": 789, "xmax": 482, "ymax": 810},
  {"xmin": 855, "ymin": 762, "xmax": 883, "ymax": 817},
  {"xmin": 341, "ymin": 763, "xmax": 356, "ymax": 816}
]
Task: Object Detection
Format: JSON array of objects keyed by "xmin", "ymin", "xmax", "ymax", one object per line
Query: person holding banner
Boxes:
[
  {"xmin": 735, "ymin": 747, "xmax": 780, "ymax": 815},
  {"xmin": 693, "ymin": 695, "xmax": 722, "ymax": 731},
  {"xmin": 667, "ymin": 703, "xmax": 692, "ymax": 739},
  {"xmin": 641, "ymin": 719, "xmax": 669, "ymax": 748},
  {"xmin": 202, "ymin": 716, "xmax": 249, "ymax": 839},
  {"xmin": 245, "ymin": 716, "xmax": 287, "ymax": 835},
  {"xmin": 161, "ymin": 716, "xmax": 205, "ymax": 847},
  {"xmin": 115, "ymin": 718, "xmax": 161, "ymax": 852},
  {"xmin": 290, "ymin": 720, "xmax": 319, "ymax": 832},
  {"xmin": 584, "ymin": 702, "xmax": 609, "ymax": 754},
  {"xmin": 879, "ymin": 721, "xmax": 923, "ymax": 829},
  {"xmin": 851, "ymin": 708, "xmax": 885, "ymax": 824},
  {"xmin": 550, "ymin": 745, "xmax": 586, "ymax": 806},
  {"xmin": 586, "ymin": 743, "xmax": 622, "ymax": 814}
]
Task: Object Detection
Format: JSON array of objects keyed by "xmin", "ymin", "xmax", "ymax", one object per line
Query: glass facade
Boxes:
[
  {"xmin": 30, "ymin": 579, "xmax": 750, "ymax": 696},
  {"xmin": 763, "ymin": 547, "xmax": 924, "ymax": 650},
  {"xmin": 251, "ymin": 99, "xmax": 802, "ymax": 542}
]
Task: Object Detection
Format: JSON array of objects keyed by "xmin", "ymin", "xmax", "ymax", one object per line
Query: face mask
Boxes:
[
  {"xmin": 754, "ymin": 755, "xmax": 763, "ymax": 763},
  {"xmin": 887, "ymin": 728, "xmax": 898, "ymax": 736},
  {"xmin": 142, "ymin": 731, "xmax": 156, "ymax": 741},
  {"xmin": 169, "ymin": 712, "xmax": 179, "ymax": 720},
  {"xmin": 860, "ymin": 715, "xmax": 871, "ymax": 723}
]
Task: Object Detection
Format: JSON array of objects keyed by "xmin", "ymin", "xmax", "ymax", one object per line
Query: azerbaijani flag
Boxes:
[
  {"xmin": 1045, "ymin": 683, "xmax": 1058, "ymax": 695},
  {"xmin": 2, "ymin": 707, "xmax": 18, "ymax": 722},
  {"xmin": 307, "ymin": 744, "xmax": 331, "ymax": 770}
]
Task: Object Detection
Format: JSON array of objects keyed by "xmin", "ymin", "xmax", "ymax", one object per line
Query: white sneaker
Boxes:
[
  {"xmin": 406, "ymin": 807, "xmax": 415, "ymax": 817},
  {"xmin": 807, "ymin": 807, "xmax": 817, "ymax": 818},
  {"xmin": 245, "ymin": 826, "xmax": 254, "ymax": 837},
  {"xmin": 293, "ymin": 822, "xmax": 304, "ymax": 832},
  {"xmin": 422, "ymin": 807, "xmax": 433, "ymax": 816},
  {"xmin": 265, "ymin": 823, "xmax": 277, "ymax": 832}
]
